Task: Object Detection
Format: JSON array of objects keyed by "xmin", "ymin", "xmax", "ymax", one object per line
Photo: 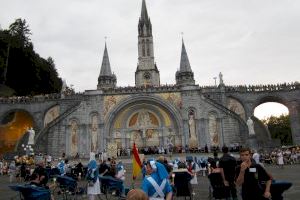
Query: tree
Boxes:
[
  {"xmin": 9, "ymin": 18, "xmax": 32, "ymax": 48},
  {"xmin": 0, "ymin": 18, "xmax": 62, "ymax": 96},
  {"xmin": 262, "ymin": 114, "xmax": 292, "ymax": 145}
]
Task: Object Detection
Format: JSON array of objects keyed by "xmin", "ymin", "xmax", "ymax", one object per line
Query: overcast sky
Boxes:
[{"xmin": 1, "ymin": 0, "xmax": 299, "ymax": 117}]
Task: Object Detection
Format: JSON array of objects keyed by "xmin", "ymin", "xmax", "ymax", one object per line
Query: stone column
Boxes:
[
  {"xmin": 99, "ymin": 123, "xmax": 105, "ymax": 151},
  {"xmin": 121, "ymin": 130, "xmax": 126, "ymax": 148},
  {"xmin": 204, "ymin": 118, "xmax": 210, "ymax": 147},
  {"xmin": 198, "ymin": 118, "xmax": 206, "ymax": 147},
  {"xmin": 217, "ymin": 118, "xmax": 223, "ymax": 147},
  {"xmin": 289, "ymin": 102, "xmax": 300, "ymax": 145},
  {"xmin": 183, "ymin": 120, "xmax": 189, "ymax": 147},
  {"xmin": 159, "ymin": 128, "xmax": 164, "ymax": 147}
]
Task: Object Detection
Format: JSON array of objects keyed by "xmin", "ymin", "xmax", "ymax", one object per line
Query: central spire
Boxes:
[
  {"xmin": 135, "ymin": 0, "xmax": 160, "ymax": 87},
  {"xmin": 176, "ymin": 38, "xmax": 195, "ymax": 86},
  {"xmin": 97, "ymin": 42, "xmax": 116, "ymax": 89},
  {"xmin": 141, "ymin": 0, "xmax": 149, "ymax": 21}
]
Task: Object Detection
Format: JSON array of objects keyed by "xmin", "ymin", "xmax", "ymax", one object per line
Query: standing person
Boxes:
[
  {"xmin": 277, "ymin": 150, "xmax": 284, "ymax": 169},
  {"xmin": 235, "ymin": 147, "xmax": 272, "ymax": 200},
  {"xmin": 87, "ymin": 152, "xmax": 101, "ymax": 200},
  {"xmin": 252, "ymin": 150, "xmax": 263, "ymax": 166},
  {"xmin": 141, "ymin": 160, "xmax": 172, "ymax": 200},
  {"xmin": 8, "ymin": 161, "xmax": 16, "ymax": 183},
  {"xmin": 219, "ymin": 146, "xmax": 238, "ymax": 200}
]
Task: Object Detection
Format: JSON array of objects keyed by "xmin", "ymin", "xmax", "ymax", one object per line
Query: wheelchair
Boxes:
[
  {"xmin": 172, "ymin": 170, "xmax": 193, "ymax": 200},
  {"xmin": 9, "ymin": 184, "xmax": 51, "ymax": 200},
  {"xmin": 99, "ymin": 175, "xmax": 126, "ymax": 200},
  {"xmin": 52, "ymin": 175, "xmax": 86, "ymax": 200}
]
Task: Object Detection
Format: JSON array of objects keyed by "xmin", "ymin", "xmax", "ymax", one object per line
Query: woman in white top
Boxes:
[{"xmin": 277, "ymin": 151, "xmax": 284, "ymax": 168}]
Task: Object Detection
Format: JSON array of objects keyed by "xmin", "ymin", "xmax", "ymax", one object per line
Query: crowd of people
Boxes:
[{"xmin": 0, "ymin": 145, "xmax": 297, "ymax": 200}]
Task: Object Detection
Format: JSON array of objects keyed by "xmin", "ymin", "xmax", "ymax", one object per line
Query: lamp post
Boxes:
[
  {"xmin": 168, "ymin": 132, "xmax": 176, "ymax": 159},
  {"xmin": 213, "ymin": 77, "xmax": 217, "ymax": 87}
]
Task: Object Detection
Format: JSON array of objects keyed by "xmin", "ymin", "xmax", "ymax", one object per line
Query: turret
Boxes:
[
  {"xmin": 97, "ymin": 43, "xmax": 117, "ymax": 89},
  {"xmin": 176, "ymin": 39, "xmax": 195, "ymax": 86}
]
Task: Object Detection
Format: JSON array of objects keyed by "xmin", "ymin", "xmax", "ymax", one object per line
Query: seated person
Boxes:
[
  {"xmin": 33, "ymin": 161, "xmax": 48, "ymax": 188},
  {"xmin": 99, "ymin": 159, "xmax": 110, "ymax": 176},
  {"xmin": 29, "ymin": 172, "xmax": 42, "ymax": 187}
]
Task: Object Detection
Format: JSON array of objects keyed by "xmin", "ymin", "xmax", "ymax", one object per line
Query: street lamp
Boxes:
[{"xmin": 213, "ymin": 77, "xmax": 217, "ymax": 87}]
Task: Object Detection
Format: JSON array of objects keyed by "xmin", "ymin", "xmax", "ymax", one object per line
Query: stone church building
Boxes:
[{"xmin": 1, "ymin": 0, "xmax": 300, "ymax": 157}]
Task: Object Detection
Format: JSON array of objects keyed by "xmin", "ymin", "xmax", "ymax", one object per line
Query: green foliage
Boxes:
[
  {"xmin": 0, "ymin": 18, "xmax": 62, "ymax": 96},
  {"xmin": 262, "ymin": 114, "xmax": 292, "ymax": 145}
]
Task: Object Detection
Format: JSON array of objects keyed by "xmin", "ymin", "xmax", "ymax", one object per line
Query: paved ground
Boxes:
[{"xmin": 1, "ymin": 153, "xmax": 299, "ymax": 199}]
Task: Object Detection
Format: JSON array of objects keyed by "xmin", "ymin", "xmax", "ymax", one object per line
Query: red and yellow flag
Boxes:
[{"xmin": 132, "ymin": 143, "xmax": 142, "ymax": 180}]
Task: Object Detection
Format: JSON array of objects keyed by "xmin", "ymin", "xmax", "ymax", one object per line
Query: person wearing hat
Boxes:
[
  {"xmin": 141, "ymin": 160, "xmax": 172, "ymax": 200},
  {"xmin": 87, "ymin": 152, "xmax": 101, "ymax": 200}
]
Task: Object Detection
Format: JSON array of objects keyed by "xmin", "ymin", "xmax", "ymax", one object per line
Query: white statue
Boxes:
[
  {"xmin": 61, "ymin": 79, "xmax": 67, "ymax": 93},
  {"xmin": 188, "ymin": 113, "xmax": 198, "ymax": 148},
  {"xmin": 219, "ymin": 72, "xmax": 224, "ymax": 85},
  {"xmin": 91, "ymin": 115, "xmax": 98, "ymax": 152},
  {"xmin": 189, "ymin": 115, "xmax": 196, "ymax": 139},
  {"xmin": 247, "ymin": 117, "xmax": 255, "ymax": 136},
  {"xmin": 27, "ymin": 127, "xmax": 35, "ymax": 145},
  {"xmin": 137, "ymin": 110, "xmax": 152, "ymax": 128}
]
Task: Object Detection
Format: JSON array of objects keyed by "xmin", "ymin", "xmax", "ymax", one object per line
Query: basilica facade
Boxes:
[
  {"xmin": 4, "ymin": 0, "xmax": 300, "ymax": 158},
  {"xmin": 52, "ymin": 0, "xmax": 249, "ymax": 157}
]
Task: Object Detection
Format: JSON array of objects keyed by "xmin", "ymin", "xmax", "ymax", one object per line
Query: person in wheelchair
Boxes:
[
  {"xmin": 33, "ymin": 161, "xmax": 48, "ymax": 188},
  {"xmin": 102, "ymin": 161, "xmax": 126, "ymax": 197},
  {"xmin": 29, "ymin": 172, "xmax": 43, "ymax": 187},
  {"xmin": 172, "ymin": 162, "xmax": 193, "ymax": 199}
]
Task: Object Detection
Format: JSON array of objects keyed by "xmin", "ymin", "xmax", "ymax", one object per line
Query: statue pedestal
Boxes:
[
  {"xmin": 247, "ymin": 136, "xmax": 258, "ymax": 150},
  {"xmin": 189, "ymin": 137, "xmax": 198, "ymax": 149}
]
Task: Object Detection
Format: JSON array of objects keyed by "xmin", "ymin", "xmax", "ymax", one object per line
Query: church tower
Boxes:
[
  {"xmin": 176, "ymin": 39, "xmax": 195, "ymax": 86},
  {"xmin": 97, "ymin": 43, "xmax": 117, "ymax": 89},
  {"xmin": 135, "ymin": 0, "xmax": 160, "ymax": 87}
]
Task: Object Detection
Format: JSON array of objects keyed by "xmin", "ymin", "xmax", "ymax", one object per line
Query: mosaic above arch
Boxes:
[
  {"xmin": 103, "ymin": 95, "xmax": 129, "ymax": 118},
  {"xmin": 227, "ymin": 97, "xmax": 246, "ymax": 121},
  {"xmin": 156, "ymin": 92, "xmax": 182, "ymax": 109},
  {"xmin": 44, "ymin": 105, "xmax": 60, "ymax": 127}
]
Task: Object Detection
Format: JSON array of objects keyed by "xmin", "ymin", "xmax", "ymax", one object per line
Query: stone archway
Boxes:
[
  {"xmin": 104, "ymin": 95, "xmax": 183, "ymax": 149},
  {"xmin": 0, "ymin": 109, "xmax": 34, "ymax": 153},
  {"xmin": 252, "ymin": 95, "xmax": 294, "ymax": 145}
]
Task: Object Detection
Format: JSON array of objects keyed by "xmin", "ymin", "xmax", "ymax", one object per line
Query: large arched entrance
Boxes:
[
  {"xmin": 0, "ymin": 110, "xmax": 33, "ymax": 153},
  {"xmin": 254, "ymin": 102, "xmax": 291, "ymax": 145},
  {"xmin": 104, "ymin": 95, "xmax": 183, "ymax": 149}
]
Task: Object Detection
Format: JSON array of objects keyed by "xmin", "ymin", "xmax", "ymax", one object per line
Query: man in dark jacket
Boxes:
[
  {"xmin": 219, "ymin": 146, "xmax": 237, "ymax": 200},
  {"xmin": 235, "ymin": 147, "xmax": 272, "ymax": 200}
]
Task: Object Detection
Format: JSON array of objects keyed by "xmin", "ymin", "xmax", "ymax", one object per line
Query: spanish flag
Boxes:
[{"xmin": 132, "ymin": 143, "xmax": 142, "ymax": 180}]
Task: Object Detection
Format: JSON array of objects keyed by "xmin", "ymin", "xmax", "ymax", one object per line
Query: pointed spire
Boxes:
[
  {"xmin": 179, "ymin": 38, "xmax": 192, "ymax": 72},
  {"xmin": 141, "ymin": 0, "xmax": 149, "ymax": 21},
  {"xmin": 98, "ymin": 41, "xmax": 117, "ymax": 89},
  {"xmin": 100, "ymin": 42, "xmax": 112, "ymax": 76}
]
